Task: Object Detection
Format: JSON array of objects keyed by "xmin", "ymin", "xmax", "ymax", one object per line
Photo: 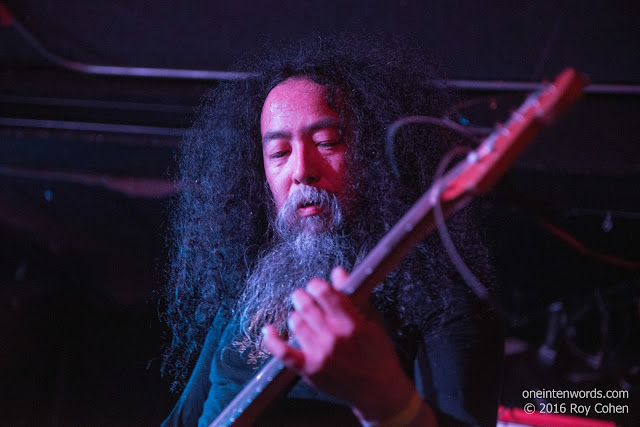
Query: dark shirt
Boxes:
[{"xmin": 163, "ymin": 298, "xmax": 503, "ymax": 427}]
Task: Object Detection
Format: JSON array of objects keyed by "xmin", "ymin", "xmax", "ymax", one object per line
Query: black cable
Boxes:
[
  {"xmin": 431, "ymin": 147, "xmax": 505, "ymax": 316},
  {"xmin": 385, "ymin": 115, "xmax": 480, "ymax": 178},
  {"xmin": 385, "ymin": 115, "xmax": 507, "ymax": 317}
]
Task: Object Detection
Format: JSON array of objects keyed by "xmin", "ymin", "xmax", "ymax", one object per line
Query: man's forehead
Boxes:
[
  {"xmin": 263, "ymin": 78, "xmax": 327, "ymax": 109},
  {"xmin": 260, "ymin": 77, "xmax": 340, "ymax": 135},
  {"xmin": 261, "ymin": 117, "xmax": 341, "ymax": 144}
]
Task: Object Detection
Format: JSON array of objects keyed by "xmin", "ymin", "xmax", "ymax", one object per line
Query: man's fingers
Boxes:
[
  {"xmin": 306, "ymin": 273, "xmax": 359, "ymax": 332},
  {"xmin": 291, "ymin": 286, "xmax": 325, "ymax": 334},
  {"xmin": 330, "ymin": 266, "xmax": 350, "ymax": 292},
  {"xmin": 261, "ymin": 325, "xmax": 305, "ymax": 370}
]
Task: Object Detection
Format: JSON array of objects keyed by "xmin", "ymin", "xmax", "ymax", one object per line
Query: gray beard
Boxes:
[{"xmin": 236, "ymin": 186, "xmax": 361, "ymax": 349}]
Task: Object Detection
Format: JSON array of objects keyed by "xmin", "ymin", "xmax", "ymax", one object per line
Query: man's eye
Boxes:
[
  {"xmin": 270, "ymin": 150, "xmax": 289, "ymax": 159},
  {"xmin": 314, "ymin": 127, "xmax": 342, "ymax": 148},
  {"xmin": 317, "ymin": 140, "xmax": 342, "ymax": 148}
]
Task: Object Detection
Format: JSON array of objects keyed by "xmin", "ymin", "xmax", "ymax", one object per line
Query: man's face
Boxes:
[{"xmin": 261, "ymin": 78, "xmax": 347, "ymax": 220}]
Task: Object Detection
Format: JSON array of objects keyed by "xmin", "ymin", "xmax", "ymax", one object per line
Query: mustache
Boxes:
[
  {"xmin": 278, "ymin": 186, "xmax": 333, "ymax": 218},
  {"xmin": 286, "ymin": 185, "xmax": 331, "ymax": 208},
  {"xmin": 273, "ymin": 185, "xmax": 343, "ymax": 239}
]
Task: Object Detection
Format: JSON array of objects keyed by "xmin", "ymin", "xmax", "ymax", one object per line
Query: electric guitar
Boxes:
[{"xmin": 210, "ymin": 68, "xmax": 589, "ymax": 427}]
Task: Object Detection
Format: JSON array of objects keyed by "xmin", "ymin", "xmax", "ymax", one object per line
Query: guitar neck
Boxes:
[{"xmin": 210, "ymin": 357, "xmax": 296, "ymax": 427}]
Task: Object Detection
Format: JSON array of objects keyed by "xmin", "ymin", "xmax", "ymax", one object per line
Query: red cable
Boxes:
[
  {"xmin": 538, "ymin": 219, "xmax": 640, "ymax": 270},
  {"xmin": 0, "ymin": 4, "xmax": 14, "ymax": 27}
]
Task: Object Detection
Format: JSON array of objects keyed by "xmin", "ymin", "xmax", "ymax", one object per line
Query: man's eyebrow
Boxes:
[
  {"xmin": 261, "ymin": 117, "xmax": 341, "ymax": 144},
  {"xmin": 305, "ymin": 117, "xmax": 341, "ymax": 134},
  {"xmin": 261, "ymin": 130, "xmax": 290, "ymax": 144}
]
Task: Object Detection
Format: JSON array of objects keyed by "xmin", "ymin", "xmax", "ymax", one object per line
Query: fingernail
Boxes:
[
  {"xmin": 306, "ymin": 278, "xmax": 327, "ymax": 296},
  {"xmin": 291, "ymin": 292, "xmax": 301, "ymax": 310}
]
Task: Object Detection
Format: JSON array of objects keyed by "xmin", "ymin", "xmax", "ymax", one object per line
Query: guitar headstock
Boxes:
[{"xmin": 441, "ymin": 68, "xmax": 589, "ymax": 201}]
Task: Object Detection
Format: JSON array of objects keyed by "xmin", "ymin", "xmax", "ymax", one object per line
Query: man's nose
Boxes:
[{"xmin": 292, "ymin": 144, "xmax": 319, "ymax": 185}]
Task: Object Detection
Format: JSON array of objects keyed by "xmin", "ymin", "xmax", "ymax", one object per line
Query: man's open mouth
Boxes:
[
  {"xmin": 297, "ymin": 201, "xmax": 323, "ymax": 217},
  {"xmin": 299, "ymin": 201, "xmax": 319, "ymax": 209}
]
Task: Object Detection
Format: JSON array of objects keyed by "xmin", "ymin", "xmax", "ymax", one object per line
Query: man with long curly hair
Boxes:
[{"xmin": 162, "ymin": 34, "xmax": 502, "ymax": 426}]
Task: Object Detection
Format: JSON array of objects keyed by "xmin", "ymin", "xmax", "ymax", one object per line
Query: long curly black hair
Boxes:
[{"xmin": 162, "ymin": 33, "xmax": 491, "ymax": 389}]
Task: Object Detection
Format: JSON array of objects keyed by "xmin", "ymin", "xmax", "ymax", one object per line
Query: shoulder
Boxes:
[{"xmin": 162, "ymin": 303, "xmax": 236, "ymax": 427}]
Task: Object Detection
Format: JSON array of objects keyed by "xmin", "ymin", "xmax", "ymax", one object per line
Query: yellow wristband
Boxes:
[{"xmin": 358, "ymin": 390, "xmax": 423, "ymax": 427}]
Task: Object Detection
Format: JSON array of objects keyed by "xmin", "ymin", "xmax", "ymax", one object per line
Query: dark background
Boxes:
[{"xmin": 1, "ymin": 1, "xmax": 639, "ymax": 425}]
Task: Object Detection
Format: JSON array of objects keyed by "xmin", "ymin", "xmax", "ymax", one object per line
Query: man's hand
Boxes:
[{"xmin": 262, "ymin": 266, "xmax": 435, "ymax": 424}]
